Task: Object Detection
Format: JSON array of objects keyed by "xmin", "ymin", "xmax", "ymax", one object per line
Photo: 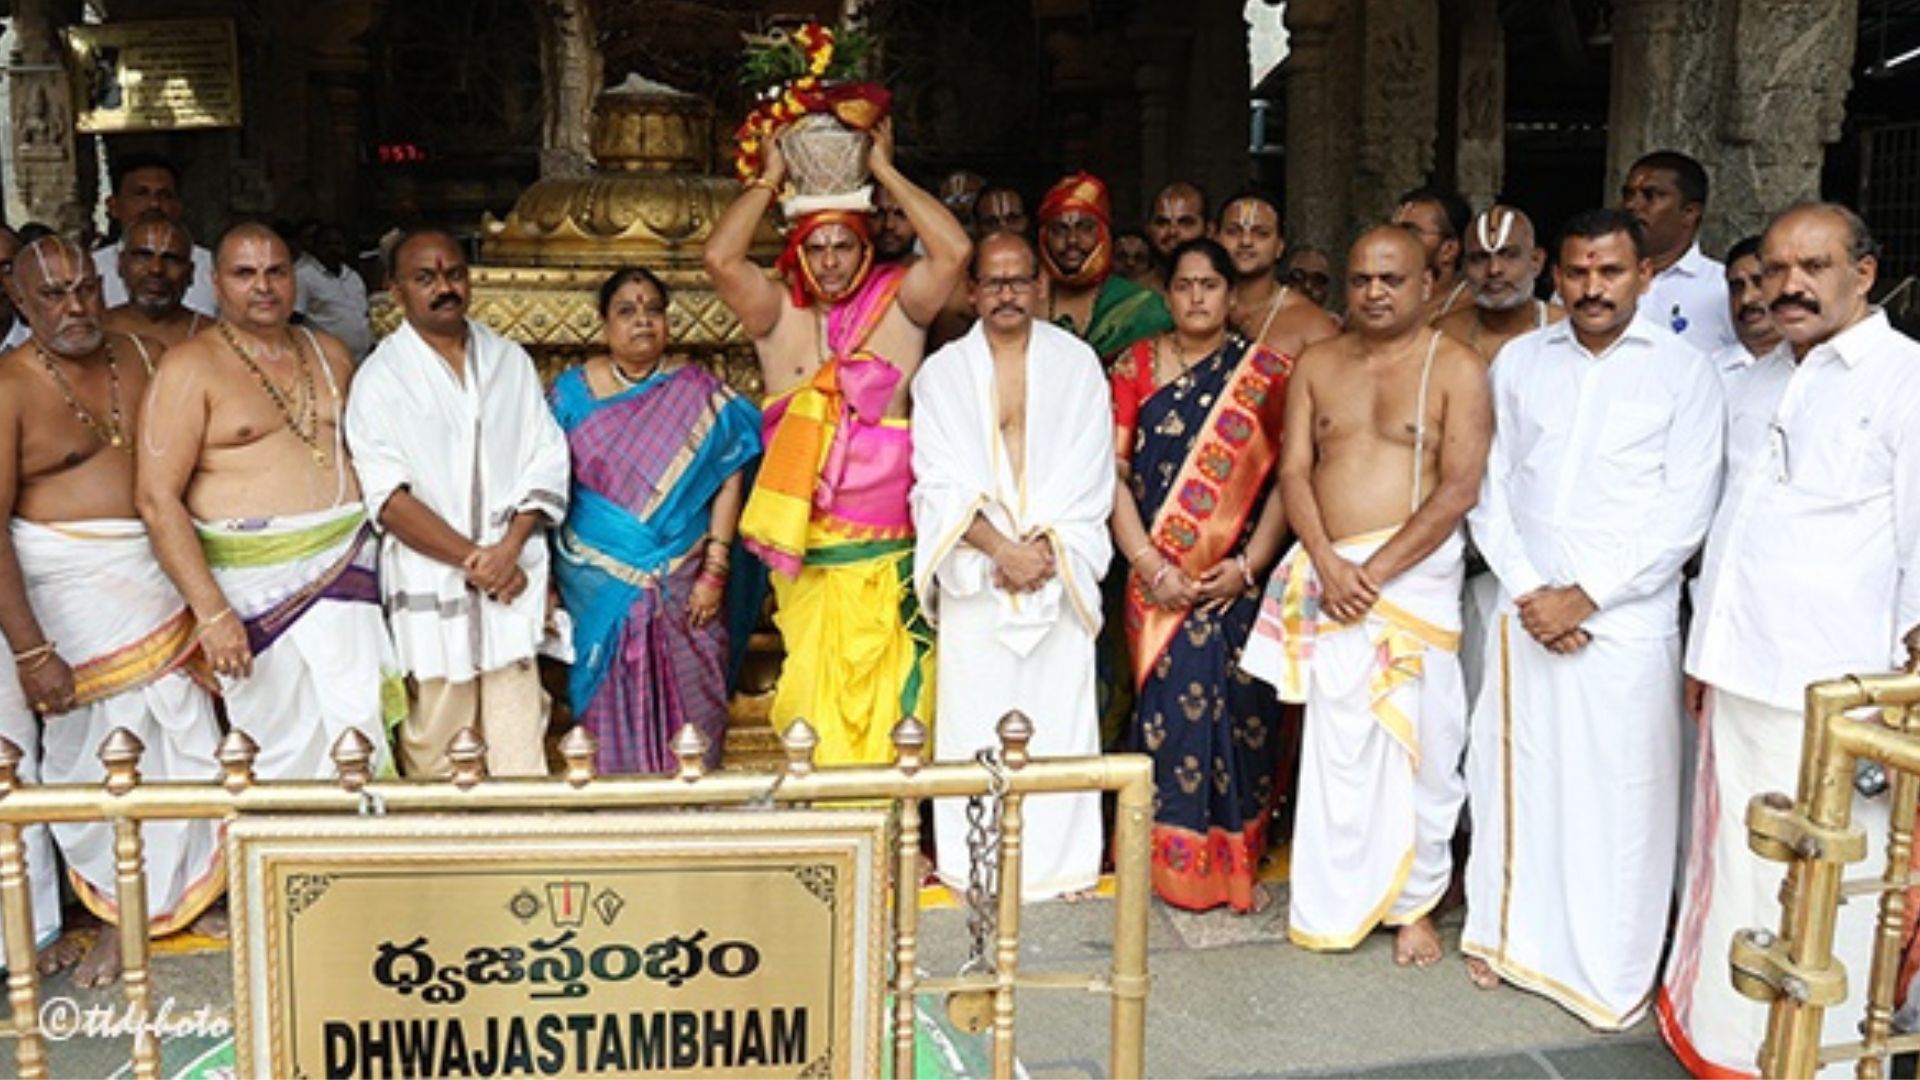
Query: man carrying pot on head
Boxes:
[{"xmin": 706, "ymin": 101, "xmax": 970, "ymax": 765}]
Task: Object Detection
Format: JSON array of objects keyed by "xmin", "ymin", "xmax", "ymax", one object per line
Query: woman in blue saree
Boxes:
[
  {"xmin": 1110, "ymin": 238, "xmax": 1292, "ymax": 913},
  {"xmin": 549, "ymin": 267, "xmax": 761, "ymax": 773}
]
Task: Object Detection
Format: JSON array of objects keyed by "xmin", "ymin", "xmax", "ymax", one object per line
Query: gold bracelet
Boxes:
[
  {"xmin": 195, "ymin": 608, "xmax": 235, "ymax": 638},
  {"xmin": 745, "ymin": 176, "xmax": 779, "ymax": 196},
  {"xmin": 12, "ymin": 640, "xmax": 53, "ymax": 663}
]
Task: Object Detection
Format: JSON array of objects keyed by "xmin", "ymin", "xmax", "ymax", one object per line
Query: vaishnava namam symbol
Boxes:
[{"xmin": 546, "ymin": 880, "xmax": 590, "ymax": 927}]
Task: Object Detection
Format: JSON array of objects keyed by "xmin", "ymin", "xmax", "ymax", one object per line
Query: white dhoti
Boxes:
[
  {"xmin": 931, "ymin": 588, "xmax": 1102, "ymax": 901},
  {"xmin": 1244, "ymin": 528, "xmax": 1467, "ymax": 950},
  {"xmin": 1462, "ymin": 613, "xmax": 1682, "ymax": 1029},
  {"xmin": 198, "ymin": 506, "xmax": 398, "ymax": 781},
  {"xmin": 0, "ymin": 678, "xmax": 60, "ymax": 962},
  {"xmin": 1660, "ymin": 688, "xmax": 1890, "ymax": 1075},
  {"xmin": 909, "ymin": 319, "xmax": 1115, "ymax": 904},
  {"xmin": 6, "ymin": 520, "xmax": 223, "ymax": 932}
]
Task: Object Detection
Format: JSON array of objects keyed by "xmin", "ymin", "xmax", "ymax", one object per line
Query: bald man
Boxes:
[
  {"xmin": 104, "ymin": 211, "xmax": 208, "ymax": 350},
  {"xmin": 1218, "ymin": 191, "xmax": 1339, "ymax": 362},
  {"xmin": 1435, "ymin": 206, "xmax": 1566, "ymax": 363},
  {"xmin": 1243, "ymin": 225, "xmax": 1490, "ymax": 969},
  {"xmin": 0, "ymin": 236, "xmax": 224, "ymax": 985},
  {"xmin": 136, "ymin": 223, "xmax": 395, "ymax": 784}
]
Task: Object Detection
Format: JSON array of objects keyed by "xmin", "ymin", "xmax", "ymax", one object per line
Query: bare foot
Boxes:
[
  {"xmin": 35, "ymin": 930, "xmax": 88, "ymax": 977},
  {"xmin": 71, "ymin": 929, "xmax": 122, "ymax": 989},
  {"xmin": 1394, "ymin": 916, "xmax": 1443, "ymax": 968},
  {"xmin": 916, "ymin": 853, "xmax": 937, "ymax": 888},
  {"xmin": 1465, "ymin": 955, "xmax": 1501, "ymax": 989},
  {"xmin": 187, "ymin": 901, "xmax": 229, "ymax": 940},
  {"xmin": 1058, "ymin": 887, "xmax": 1100, "ymax": 904},
  {"xmin": 1241, "ymin": 883, "xmax": 1274, "ymax": 916}
]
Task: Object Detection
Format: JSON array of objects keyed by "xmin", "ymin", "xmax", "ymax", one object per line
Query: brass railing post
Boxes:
[
  {"xmin": 101, "ymin": 728, "xmax": 159, "ymax": 1080},
  {"xmin": 989, "ymin": 712, "xmax": 1031, "ymax": 1079},
  {"xmin": 890, "ymin": 716, "xmax": 927, "ymax": 1080},
  {"xmin": 1109, "ymin": 755, "xmax": 1153, "ymax": 1079},
  {"xmin": 0, "ymin": 736, "xmax": 46, "ymax": 1079}
]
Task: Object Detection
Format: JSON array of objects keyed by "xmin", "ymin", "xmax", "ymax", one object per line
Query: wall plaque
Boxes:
[
  {"xmin": 66, "ymin": 18, "xmax": 242, "ymax": 134},
  {"xmin": 228, "ymin": 811, "xmax": 889, "ymax": 1078}
]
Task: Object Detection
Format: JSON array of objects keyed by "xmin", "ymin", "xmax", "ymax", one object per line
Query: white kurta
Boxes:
[
  {"xmin": 911, "ymin": 321, "xmax": 1112, "ymax": 901},
  {"xmin": 1664, "ymin": 309, "xmax": 1920, "ymax": 1073},
  {"xmin": 1463, "ymin": 314, "xmax": 1724, "ymax": 1028},
  {"xmin": 347, "ymin": 319, "xmax": 570, "ymax": 683}
]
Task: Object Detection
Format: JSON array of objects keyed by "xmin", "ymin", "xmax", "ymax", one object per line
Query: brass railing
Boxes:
[
  {"xmin": 1737, "ymin": 630, "xmax": 1920, "ymax": 1077},
  {"xmin": 0, "ymin": 714, "xmax": 1153, "ymax": 1080}
]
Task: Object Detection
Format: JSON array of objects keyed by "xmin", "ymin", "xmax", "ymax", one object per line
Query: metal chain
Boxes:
[{"xmin": 958, "ymin": 748, "xmax": 1009, "ymax": 976}]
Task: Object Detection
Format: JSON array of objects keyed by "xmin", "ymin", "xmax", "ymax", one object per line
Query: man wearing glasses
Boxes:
[
  {"xmin": 910, "ymin": 230, "xmax": 1112, "ymax": 901},
  {"xmin": 1663, "ymin": 202, "xmax": 1920, "ymax": 1074}
]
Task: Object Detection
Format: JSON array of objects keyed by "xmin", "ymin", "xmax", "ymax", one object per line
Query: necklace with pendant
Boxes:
[
  {"xmin": 218, "ymin": 321, "xmax": 328, "ymax": 467},
  {"xmin": 37, "ymin": 341, "xmax": 127, "ymax": 450}
]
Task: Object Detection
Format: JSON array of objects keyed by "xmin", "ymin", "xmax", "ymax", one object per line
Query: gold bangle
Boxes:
[
  {"xmin": 12, "ymin": 640, "xmax": 53, "ymax": 663},
  {"xmin": 745, "ymin": 176, "xmax": 779, "ymax": 196},
  {"xmin": 194, "ymin": 608, "xmax": 235, "ymax": 639}
]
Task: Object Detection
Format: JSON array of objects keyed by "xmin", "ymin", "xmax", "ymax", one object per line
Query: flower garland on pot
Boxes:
[{"xmin": 732, "ymin": 22, "xmax": 891, "ymax": 182}]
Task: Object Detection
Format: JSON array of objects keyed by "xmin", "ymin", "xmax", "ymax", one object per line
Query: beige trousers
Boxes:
[{"xmin": 401, "ymin": 659, "xmax": 549, "ymax": 779}]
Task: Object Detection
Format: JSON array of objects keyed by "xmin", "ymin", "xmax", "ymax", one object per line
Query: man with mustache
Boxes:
[
  {"xmin": 1038, "ymin": 172, "xmax": 1172, "ymax": 363},
  {"xmin": 1393, "ymin": 187, "xmax": 1474, "ymax": 323},
  {"xmin": 0, "ymin": 236, "xmax": 225, "ymax": 986},
  {"xmin": 103, "ymin": 212, "xmax": 206, "ymax": 350},
  {"xmin": 706, "ymin": 119, "xmax": 969, "ymax": 766},
  {"xmin": 138, "ymin": 223, "xmax": 395, "ymax": 785},
  {"xmin": 1145, "ymin": 181, "xmax": 1209, "ymax": 281},
  {"xmin": 1436, "ymin": 205, "xmax": 1565, "ymax": 363},
  {"xmin": 1219, "ymin": 191, "xmax": 1339, "ymax": 362},
  {"xmin": 1711, "ymin": 235, "xmax": 1779, "ymax": 385},
  {"xmin": 911, "ymin": 231, "xmax": 1112, "ymax": 901},
  {"xmin": 1460, "ymin": 208, "xmax": 1724, "ymax": 1028},
  {"xmin": 1243, "ymin": 226, "xmax": 1490, "ymax": 968},
  {"xmin": 92, "ymin": 153, "xmax": 216, "ymax": 317},
  {"xmin": 1619, "ymin": 150, "xmax": 1736, "ymax": 353},
  {"xmin": 345, "ymin": 228, "xmax": 569, "ymax": 779},
  {"xmin": 1661, "ymin": 202, "xmax": 1920, "ymax": 1073}
]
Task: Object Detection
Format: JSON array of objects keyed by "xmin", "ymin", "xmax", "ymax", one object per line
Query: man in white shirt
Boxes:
[
  {"xmin": 1710, "ymin": 235, "xmax": 1780, "ymax": 386},
  {"xmin": 347, "ymin": 227, "xmax": 570, "ymax": 779},
  {"xmin": 1461, "ymin": 208, "xmax": 1725, "ymax": 1028},
  {"xmin": 1619, "ymin": 151, "xmax": 1736, "ymax": 353},
  {"xmin": 92, "ymin": 153, "xmax": 216, "ymax": 316},
  {"xmin": 1660, "ymin": 202, "xmax": 1920, "ymax": 1073},
  {"xmin": 294, "ymin": 221, "xmax": 373, "ymax": 359}
]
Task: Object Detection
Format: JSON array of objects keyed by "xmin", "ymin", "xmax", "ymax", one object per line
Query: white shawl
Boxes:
[
  {"xmin": 347, "ymin": 318, "xmax": 571, "ymax": 681},
  {"xmin": 910, "ymin": 320, "xmax": 1113, "ymax": 654}
]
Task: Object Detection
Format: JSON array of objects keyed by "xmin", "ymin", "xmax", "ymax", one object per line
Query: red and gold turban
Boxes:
[
  {"xmin": 774, "ymin": 210, "xmax": 875, "ymax": 308},
  {"xmin": 1037, "ymin": 172, "xmax": 1113, "ymax": 288}
]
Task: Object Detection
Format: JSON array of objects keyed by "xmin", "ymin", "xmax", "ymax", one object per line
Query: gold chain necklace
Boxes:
[
  {"xmin": 608, "ymin": 352, "xmax": 663, "ymax": 389},
  {"xmin": 217, "ymin": 321, "xmax": 328, "ymax": 467},
  {"xmin": 36, "ymin": 341, "xmax": 127, "ymax": 450}
]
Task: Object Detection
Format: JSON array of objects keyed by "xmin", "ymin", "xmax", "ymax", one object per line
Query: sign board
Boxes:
[
  {"xmin": 229, "ymin": 811, "xmax": 890, "ymax": 1078},
  {"xmin": 66, "ymin": 19, "xmax": 242, "ymax": 134}
]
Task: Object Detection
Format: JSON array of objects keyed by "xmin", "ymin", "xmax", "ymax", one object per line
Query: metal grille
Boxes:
[{"xmin": 1863, "ymin": 122, "xmax": 1920, "ymax": 284}]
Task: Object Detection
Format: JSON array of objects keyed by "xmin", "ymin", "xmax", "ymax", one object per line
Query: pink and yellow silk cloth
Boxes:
[{"xmin": 741, "ymin": 262, "xmax": 911, "ymax": 577}]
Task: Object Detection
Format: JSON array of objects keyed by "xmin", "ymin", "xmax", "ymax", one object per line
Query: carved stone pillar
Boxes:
[
  {"xmin": 1283, "ymin": 0, "xmax": 1356, "ymax": 257},
  {"xmin": 1353, "ymin": 0, "xmax": 1440, "ymax": 229},
  {"xmin": 6, "ymin": 0, "xmax": 84, "ymax": 232},
  {"xmin": 1714, "ymin": 0, "xmax": 1856, "ymax": 245},
  {"xmin": 1452, "ymin": 0, "xmax": 1503, "ymax": 210},
  {"xmin": 1607, "ymin": 0, "xmax": 1854, "ymax": 254},
  {"xmin": 536, "ymin": 0, "xmax": 602, "ymax": 180}
]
